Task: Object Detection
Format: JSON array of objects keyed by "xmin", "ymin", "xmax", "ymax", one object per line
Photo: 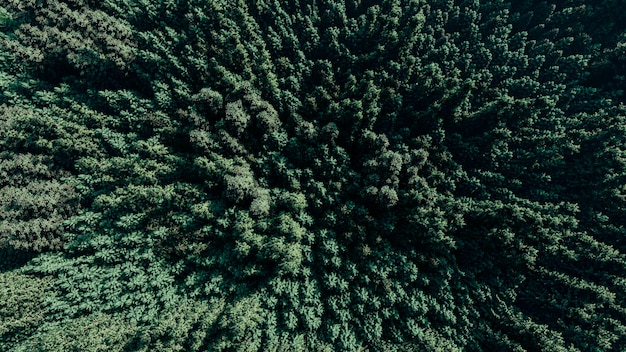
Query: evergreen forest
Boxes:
[{"xmin": 2, "ymin": 0, "xmax": 626, "ymax": 350}]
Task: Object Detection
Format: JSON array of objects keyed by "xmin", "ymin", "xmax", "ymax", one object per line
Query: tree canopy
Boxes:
[{"xmin": 2, "ymin": 0, "xmax": 626, "ymax": 350}]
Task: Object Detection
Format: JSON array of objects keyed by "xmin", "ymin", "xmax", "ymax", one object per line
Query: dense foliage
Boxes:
[{"xmin": 2, "ymin": 0, "xmax": 626, "ymax": 350}]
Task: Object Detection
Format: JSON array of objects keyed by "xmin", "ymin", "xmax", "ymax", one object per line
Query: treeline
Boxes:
[{"xmin": 1, "ymin": 0, "xmax": 626, "ymax": 350}]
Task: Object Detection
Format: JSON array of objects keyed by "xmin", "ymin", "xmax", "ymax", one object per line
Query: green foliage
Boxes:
[
  {"xmin": 2, "ymin": 0, "xmax": 626, "ymax": 350},
  {"xmin": 13, "ymin": 313, "xmax": 137, "ymax": 352},
  {"xmin": 0, "ymin": 271, "xmax": 51, "ymax": 350},
  {"xmin": 0, "ymin": 104, "xmax": 82, "ymax": 253}
]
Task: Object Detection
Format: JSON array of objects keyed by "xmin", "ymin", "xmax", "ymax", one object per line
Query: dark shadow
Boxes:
[{"xmin": 0, "ymin": 247, "xmax": 37, "ymax": 272}]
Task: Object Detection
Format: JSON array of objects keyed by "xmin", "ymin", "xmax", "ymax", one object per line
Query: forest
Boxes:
[{"xmin": 1, "ymin": 0, "xmax": 626, "ymax": 350}]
